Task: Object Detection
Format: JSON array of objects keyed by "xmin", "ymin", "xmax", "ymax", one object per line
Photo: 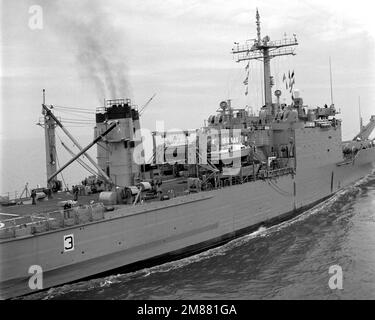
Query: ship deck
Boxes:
[
  {"xmin": 0, "ymin": 192, "xmax": 100, "ymax": 221},
  {"xmin": 0, "ymin": 177, "xmax": 189, "ymax": 221}
]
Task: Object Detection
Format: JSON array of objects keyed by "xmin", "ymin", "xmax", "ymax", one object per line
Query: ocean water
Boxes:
[{"xmin": 18, "ymin": 172, "xmax": 375, "ymax": 300}]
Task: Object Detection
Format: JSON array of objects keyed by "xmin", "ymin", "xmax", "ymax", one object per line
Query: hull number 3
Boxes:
[{"xmin": 64, "ymin": 234, "xmax": 74, "ymax": 252}]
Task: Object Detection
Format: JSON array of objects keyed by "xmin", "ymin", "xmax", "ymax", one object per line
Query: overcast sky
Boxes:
[{"xmin": 1, "ymin": 0, "xmax": 375, "ymax": 145}]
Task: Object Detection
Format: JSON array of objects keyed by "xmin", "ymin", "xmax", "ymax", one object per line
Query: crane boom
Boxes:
[
  {"xmin": 42, "ymin": 104, "xmax": 112, "ymax": 183},
  {"xmin": 139, "ymin": 93, "xmax": 156, "ymax": 115},
  {"xmin": 353, "ymin": 115, "xmax": 375, "ymax": 141},
  {"xmin": 48, "ymin": 122, "xmax": 118, "ymax": 183},
  {"xmin": 60, "ymin": 141, "xmax": 97, "ymax": 176}
]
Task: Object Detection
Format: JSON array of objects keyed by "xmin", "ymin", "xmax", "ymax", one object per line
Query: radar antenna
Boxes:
[{"xmin": 231, "ymin": 9, "xmax": 298, "ymax": 114}]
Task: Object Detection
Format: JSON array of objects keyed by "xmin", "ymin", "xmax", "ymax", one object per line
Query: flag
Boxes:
[
  {"xmin": 291, "ymin": 70, "xmax": 294, "ymax": 78},
  {"xmin": 243, "ymin": 73, "xmax": 249, "ymax": 85},
  {"xmin": 289, "ymin": 79, "xmax": 295, "ymax": 91}
]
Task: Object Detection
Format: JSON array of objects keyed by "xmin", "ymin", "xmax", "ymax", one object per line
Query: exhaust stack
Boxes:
[{"xmin": 95, "ymin": 99, "xmax": 144, "ymax": 187}]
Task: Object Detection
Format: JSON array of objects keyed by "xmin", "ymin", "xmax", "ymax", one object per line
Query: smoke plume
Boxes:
[{"xmin": 43, "ymin": 0, "xmax": 130, "ymax": 102}]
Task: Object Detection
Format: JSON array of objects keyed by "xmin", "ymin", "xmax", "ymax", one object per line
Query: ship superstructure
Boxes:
[
  {"xmin": 94, "ymin": 99, "xmax": 144, "ymax": 187},
  {"xmin": 1, "ymin": 10, "xmax": 374, "ymax": 299}
]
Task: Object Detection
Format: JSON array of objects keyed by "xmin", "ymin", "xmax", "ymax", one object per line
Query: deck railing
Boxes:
[
  {"xmin": 0, "ymin": 204, "xmax": 106, "ymax": 240},
  {"xmin": 0, "ymin": 190, "xmax": 23, "ymax": 203}
]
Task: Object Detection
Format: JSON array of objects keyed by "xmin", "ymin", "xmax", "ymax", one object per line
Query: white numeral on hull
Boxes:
[{"xmin": 64, "ymin": 234, "xmax": 74, "ymax": 252}]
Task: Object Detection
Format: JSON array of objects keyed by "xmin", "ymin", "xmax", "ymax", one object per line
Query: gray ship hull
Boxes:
[{"xmin": 1, "ymin": 147, "xmax": 374, "ymax": 299}]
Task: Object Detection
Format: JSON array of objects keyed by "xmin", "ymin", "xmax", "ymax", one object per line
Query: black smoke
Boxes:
[{"xmin": 42, "ymin": 0, "xmax": 130, "ymax": 102}]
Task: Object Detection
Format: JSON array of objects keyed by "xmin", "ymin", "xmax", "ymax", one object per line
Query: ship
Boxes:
[{"xmin": 1, "ymin": 10, "xmax": 375, "ymax": 299}]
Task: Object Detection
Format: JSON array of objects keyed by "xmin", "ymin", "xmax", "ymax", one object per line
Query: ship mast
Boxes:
[
  {"xmin": 329, "ymin": 56, "xmax": 334, "ymax": 106},
  {"xmin": 359, "ymin": 96, "xmax": 363, "ymax": 131},
  {"xmin": 232, "ymin": 9, "xmax": 298, "ymax": 115},
  {"xmin": 41, "ymin": 89, "xmax": 58, "ymax": 189}
]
